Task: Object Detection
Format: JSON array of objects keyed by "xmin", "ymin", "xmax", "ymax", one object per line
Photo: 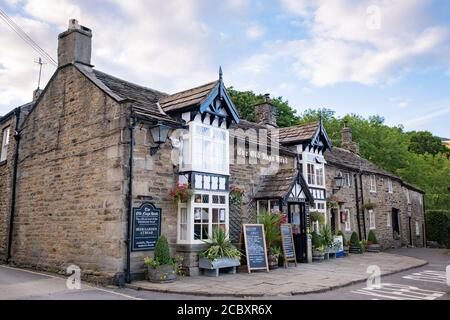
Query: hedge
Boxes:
[{"xmin": 425, "ymin": 210, "xmax": 450, "ymax": 248}]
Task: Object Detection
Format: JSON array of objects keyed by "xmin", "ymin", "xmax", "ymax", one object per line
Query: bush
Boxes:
[
  {"xmin": 426, "ymin": 210, "xmax": 450, "ymax": 248},
  {"xmin": 350, "ymin": 232, "xmax": 360, "ymax": 246},
  {"xmin": 320, "ymin": 224, "xmax": 333, "ymax": 247},
  {"xmin": 310, "ymin": 211, "xmax": 325, "ymax": 225},
  {"xmin": 311, "ymin": 231, "xmax": 323, "ymax": 248},
  {"xmin": 154, "ymin": 235, "xmax": 172, "ymax": 265},
  {"xmin": 367, "ymin": 230, "xmax": 379, "ymax": 244}
]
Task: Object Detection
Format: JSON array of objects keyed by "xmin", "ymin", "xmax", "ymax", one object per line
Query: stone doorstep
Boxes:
[{"xmin": 127, "ymin": 255, "xmax": 428, "ymax": 298}]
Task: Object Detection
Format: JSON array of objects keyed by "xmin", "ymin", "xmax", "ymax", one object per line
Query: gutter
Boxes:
[
  {"xmin": 6, "ymin": 107, "xmax": 21, "ymax": 263},
  {"xmin": 359, "ymin": 173, "xmax": 367, "ymax": 240},
  {"xmin": 354, "ymin": 173, "xmax": 362, "ymax": 241},
  {"xmin": 125, "ymin": 114, "xmax": 136, "ymax": 284}
]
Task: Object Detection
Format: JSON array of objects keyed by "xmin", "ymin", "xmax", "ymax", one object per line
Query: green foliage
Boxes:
[
  {"xmin": 408, "ymin": 131, "xmax": 449, "ymax": 156},
  {"xmin": 320, "ymin": 224, "xmax": 333, "ymax": 247},
  {"xmin": 154, "ymin": 235, "xmax": 172, "ymax": 265},
  {"xmin": 311, "ymin": 231, "xmax": 324, "ymax": 249},
  {"xmin": 367, "ymin": 230, "xmax": 379, "ymax": 244},
  {"xmin": 350, "ymin": 232, "xmax": 360, "ymax": 246},
  {"xmin": 426, "ymin": 210, "xmax": 450, "ymax": 248},
  {"xmin": 200, "ymin": 227, "xmax": 242, "ymax": 261},
  {"xmin": 227, "ymin": 87, "xmax": 300, "ymax": 127},
  {"xmin": 258, "ymin": 211, "xmax": 282, "ymax": 249}
]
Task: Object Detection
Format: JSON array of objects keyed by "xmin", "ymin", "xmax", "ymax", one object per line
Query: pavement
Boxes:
[
  {"xmin": 1, "ymin": 248, "xmax": 448, "ymax": 300},
  {"xmin": 128, "ymin": 251, "xmax": 428, "ymax": 297}
]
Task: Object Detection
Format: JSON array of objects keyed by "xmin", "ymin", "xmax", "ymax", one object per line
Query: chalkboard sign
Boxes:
[
  {"xmin": 131, "ymin": 203, "xmax": 161, "ymax": 251},
  {"xmin": 243, "ymin": 224, "xmax": 269, "ymax": 273},
  {"xmin": 280, "ymin": 224, "xmax": 297, "ymax": 268}
]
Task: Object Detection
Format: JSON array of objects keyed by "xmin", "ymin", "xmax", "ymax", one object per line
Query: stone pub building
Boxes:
[{"xmin": 0, "ymin": 20, "xmax": 426, "ymax": 283}]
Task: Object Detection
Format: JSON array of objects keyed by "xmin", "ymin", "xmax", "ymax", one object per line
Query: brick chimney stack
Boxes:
[
  {"xmin": 254, "ymin": 93, "xmax": 278, "ymax": 128},
  {"xmin": 342, "ymin": 121, "xmax": 360, "ymax": 154},
  {"xmin": 57, "ymin": 19, "xmax": 92, "ymax": 67}
]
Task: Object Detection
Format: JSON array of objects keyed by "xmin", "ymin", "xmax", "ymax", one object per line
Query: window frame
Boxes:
[
  {"xmin": 388, "ymin": 178, "xmax": 393, "ymax": 194},
  {"xmin": 344, "ymin": 209, "xmax": 351, "ymax": 232},
  {"xmin": 369, "ymin": 175, "xmax": 377, "ymax": 193},
  {"xmin": 0, "ymin": 126, "xmax": 10, "ymax": 162},
  {"xmin": 369, "ymin": 209, "xmax": 376, "ymax": 230}
]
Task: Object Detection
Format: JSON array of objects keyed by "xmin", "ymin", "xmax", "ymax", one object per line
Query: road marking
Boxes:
[
  {"xmin": 0, "ymin": 265, "xmax": 142, "ymax": 300},
  {"xmin": 402, "ymin": 270, "xmax": 447, "ymax": 284},
  {"xmin": 351, "ymin": 283, "xmax": 445, "ymax": 300}
]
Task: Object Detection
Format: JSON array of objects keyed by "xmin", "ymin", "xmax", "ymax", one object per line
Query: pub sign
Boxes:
[{"xmin": 131, "ymin": 202, "xmax": 161, "ymax": 251}]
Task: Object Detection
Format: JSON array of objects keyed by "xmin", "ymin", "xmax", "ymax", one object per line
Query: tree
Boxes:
[{"xmin": 407, "ymin": 131, "xmax": 448, "ymax": 156}]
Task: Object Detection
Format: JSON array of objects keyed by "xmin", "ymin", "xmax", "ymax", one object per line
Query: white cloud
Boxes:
[
  {"xmin": 246, "ymin": 23, "xmax": 265, "ymax": 40},
  {"xmin": 277, "ymin": 0, "xmax": 450, "ymax": 87},
  {"xmin": 0, "ymin": 0, "xmax": 221, "ymax": 115},
  {"xmin": 403, "ymin": 107, "xmax": 450, "ymax": 130}
]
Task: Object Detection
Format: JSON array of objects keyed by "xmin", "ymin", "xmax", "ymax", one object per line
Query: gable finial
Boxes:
[{"xmin": 219, "ymin": 66, "xmax": 223, "ymax": 82}]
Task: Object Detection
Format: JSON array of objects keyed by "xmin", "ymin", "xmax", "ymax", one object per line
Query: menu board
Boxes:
[
  {"xmin": 243, "ymin": 224, "xmax": 269, "ymax": 273},
  {"xmin": 280, "ymin": 224, "xmax": 297, "ymax": 267},
  {"xmin": 131, "ymin": 203, "xmax": 161, "ymax": 251}
]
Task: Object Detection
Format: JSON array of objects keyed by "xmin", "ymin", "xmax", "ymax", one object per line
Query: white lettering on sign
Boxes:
[{"xmin": 237, "ymin": 147, "xmax": 288, "ymax": 164}]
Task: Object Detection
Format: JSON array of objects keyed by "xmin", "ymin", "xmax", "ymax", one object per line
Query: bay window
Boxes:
[
  {"xmin": 1, "ymin": 126, "xmax": 10, "ymax": 162},
  {"xmin": 182, "ymin": 122, "xmax": 229, "ymax": 175},
  {"xmin": 307, "ymin": 163, "xmax": 315, "ymax": 185},
  {"xmin": 315, "ymin": 167, "xmax": 324, "ymax": 186},
  {"xmin": 178, "ymin": 191, "xmax": 228, "ymax": 244}
]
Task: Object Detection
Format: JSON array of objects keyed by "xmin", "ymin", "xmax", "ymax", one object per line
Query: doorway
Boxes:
[
  {"xmin": 330, "ymin": 209, "xmax": 337, "ymax": 235},
  {"xmin": 288, "ymin": 202, "xmax": 308, "ymax": 263},
  {"xmin": 392, "ymin": 208, "xmax": 400, "ymax": 238}
]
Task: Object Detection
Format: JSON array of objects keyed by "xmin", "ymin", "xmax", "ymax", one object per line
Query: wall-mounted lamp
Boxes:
[
  {"xmin": 150, "ymin": 123, "xmax": 170, "ymax": 156},
  {"xmin": 332, "ymin": 172, "xmax": 344, "ymax": 194}
]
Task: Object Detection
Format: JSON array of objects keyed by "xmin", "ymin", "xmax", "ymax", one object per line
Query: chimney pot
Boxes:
[
  {"xmin": 264, "ymin": 93, "xmax": 270, "ymax": 102},
  {"xmin": 341, "ymin": 122, "xmax": 360, "ymax": 154}
]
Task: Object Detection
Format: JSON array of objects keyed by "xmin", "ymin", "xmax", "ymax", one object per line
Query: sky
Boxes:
[{"xmin": 0, "ymin": 0, "xmax": 449, "ymax": 137}]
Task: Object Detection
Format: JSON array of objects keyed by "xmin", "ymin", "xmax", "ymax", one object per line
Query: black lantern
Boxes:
[
  {"xmin": 333, "ymin": 172, "xmax": 344, "ymax": 193},
  {"xmin": 150, "ymin": 123, "xmax": 170, "ymax": 156}
]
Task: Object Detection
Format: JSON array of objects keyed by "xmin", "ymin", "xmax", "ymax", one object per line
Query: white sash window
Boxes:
[{"xmin": 0, "ymin": 127, "xmax": 10, "ymax": 162}]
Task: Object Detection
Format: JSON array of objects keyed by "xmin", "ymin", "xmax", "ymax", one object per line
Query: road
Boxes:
[{"xmin": 0, "ymin": 248, "xmax": 448, "ymax": 300}]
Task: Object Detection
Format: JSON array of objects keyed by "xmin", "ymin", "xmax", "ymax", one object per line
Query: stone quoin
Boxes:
[{"xmin": 0, "ymin": 20, "xmax": 426, "ymax": 284}]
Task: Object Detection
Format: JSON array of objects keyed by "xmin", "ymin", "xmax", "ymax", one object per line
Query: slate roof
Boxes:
[
  {"xmin": 255, "ymin": 169, "xmax": 298, "ymax": 199},
  {"xmin": 230, "ymin": 119, "xmax": 296, "ymax": 156},
  {"xmin": 75, "ymin": 64, "xmax": 179, "ymax": 125},
  {"xmin": 159, "ymin": 81, "xmax": 218, "ymax": 113},
  {"xmin": 278, "ymin": 122, "xmax": 320, "ymax": 144}
]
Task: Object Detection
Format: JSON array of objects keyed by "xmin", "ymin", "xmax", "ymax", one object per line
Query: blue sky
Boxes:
[{"xmin": 1, "ymin": 0, "xmax": 449, "ymax": 137}]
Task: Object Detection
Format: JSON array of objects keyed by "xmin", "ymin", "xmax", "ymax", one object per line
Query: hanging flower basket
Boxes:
[
  {"xmin": 169, "ymin": 183, "xmax": 193, "ymax": 209},
  {"xmin": 229, "ymin": 185, "xmax": 245, "ymax": 206},
  {"xmin": 363, "ymin": 201, "xmax": 376, "ymax": 210}
]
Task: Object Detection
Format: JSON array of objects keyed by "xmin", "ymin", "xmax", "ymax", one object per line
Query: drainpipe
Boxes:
[
  {"xmin": 359, "ymin": 173, "xmax": 367, "ymax": 240},
  {"xmin": 6, "ymin": 107, "xmax": 21, "ymax": 264},
  {"xmin": 125, "ymin": 115, "xmax": 136, "ymax": 284},
  {"xmin": 353, "ymin": 173, "xmax": 362, "ymax": 240},
  {"xmin": 422, "ymin": 194, "xmax": 427, "ymax": 247}
]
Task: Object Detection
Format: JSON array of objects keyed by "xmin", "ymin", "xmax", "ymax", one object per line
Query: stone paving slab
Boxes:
[{"xmin": 127, "ymin": 253, "xmax": 427, "ymax": 297}]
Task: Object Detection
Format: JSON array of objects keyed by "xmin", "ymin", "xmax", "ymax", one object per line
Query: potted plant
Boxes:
[
  {"xmin": 229, "ymin": 185, "xmax": 245, "ymax": 206},
  {"xmin": 258, "ymin": 211, "xmax": 283, "ymax": 269},
  {"xmin": 367, "ymin": 230, "xmax": 381, "ymax": 253},
  {"xmin": 144, "ymin": 235, "xmax": 181, "ymax": 283},
  {"xmin": 349, "ymin": 232, "xmax": 362, "ymax": 254},
  {"xmin": 198, "ymin": 227, "xmax": 242, "ymax": 277},
  {"xmin": 312, "ymin": 231, "xmax": 325, "ymax": 262},
  {"xmin": 168, "ymin": 182, "xmax": 193, "ymax": 209},
  {"xmin": 269, "ymin": 246, "xmax": 282, "ymax": 269}
]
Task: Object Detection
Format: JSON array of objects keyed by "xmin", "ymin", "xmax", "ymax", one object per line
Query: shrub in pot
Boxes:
[
  {"xmin": 258, "ymin": 212, "xmax": 282, "ymax": 269},
  {"xmin": 198, "ymin": 227, "xmax": 241, "ymax": 276},
  {"xmin": 269, "ymin": 246, "xmax": 281, "ymax": 270},
  {"xmin": 367, "ymin": 230, "xmax": 381, "ymax": 253},
  {"xmin": 144, "ymin": 235, "xmax": 181, "ymax": 283},
  {"xmin": 312, "ymin": 231, "xmax": 325, "ymax": 261},
  {"xmin": 349, "ymin": 232, "xmax": 362, "ymax": 254}
]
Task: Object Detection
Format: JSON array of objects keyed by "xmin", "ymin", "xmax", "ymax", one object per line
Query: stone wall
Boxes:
[
  {"xmin": 0, "ymin": 116, "xmax": 16, "ymax": 262},
  {"xmin": 10, "ymin": 65, "xmax": 128, "ymax": 283},
  {"xmin": 325, "ymin": 163, "xmax": 426, "ymax": 249}
]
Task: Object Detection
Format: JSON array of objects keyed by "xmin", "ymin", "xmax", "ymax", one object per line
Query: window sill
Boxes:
[
  {"xmin": 369, "ymin": 190, "xmax": 377, "ymax": 194},
  {"xmin": 0, "ymin": 160, "xmax": 7, "ymax": 166}
]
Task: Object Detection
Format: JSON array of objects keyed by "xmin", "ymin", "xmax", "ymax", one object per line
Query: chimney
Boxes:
[
  {"xmin": 57, "ymin": 19, "xmax": 92, "ymax": 67},
  {"xmin": 254, "ymin": 94, "xmax": 278, "ymax": 128},
  {"xmin": 342, "ymin": 121, "xmax": 360, "ymax": 154}
]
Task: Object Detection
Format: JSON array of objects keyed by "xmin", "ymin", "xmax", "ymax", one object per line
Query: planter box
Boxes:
[
  {"xmin": 199, "ymin": 258, "xmax": 240, "ymax": 277},
  {"xmin": 349, "ymin": 245, "xmax": 362, "ymax": 254},
  {"xmin": 367, "ymin": 244, "xmax": 381, "ymax": 253},
  {"xmin": 312, "ymin": 251, "xmax": 325, "ymax": 262},
  {"xmin": 148, "ymin": 264, "xmax": 177, "ymax": 283}
]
